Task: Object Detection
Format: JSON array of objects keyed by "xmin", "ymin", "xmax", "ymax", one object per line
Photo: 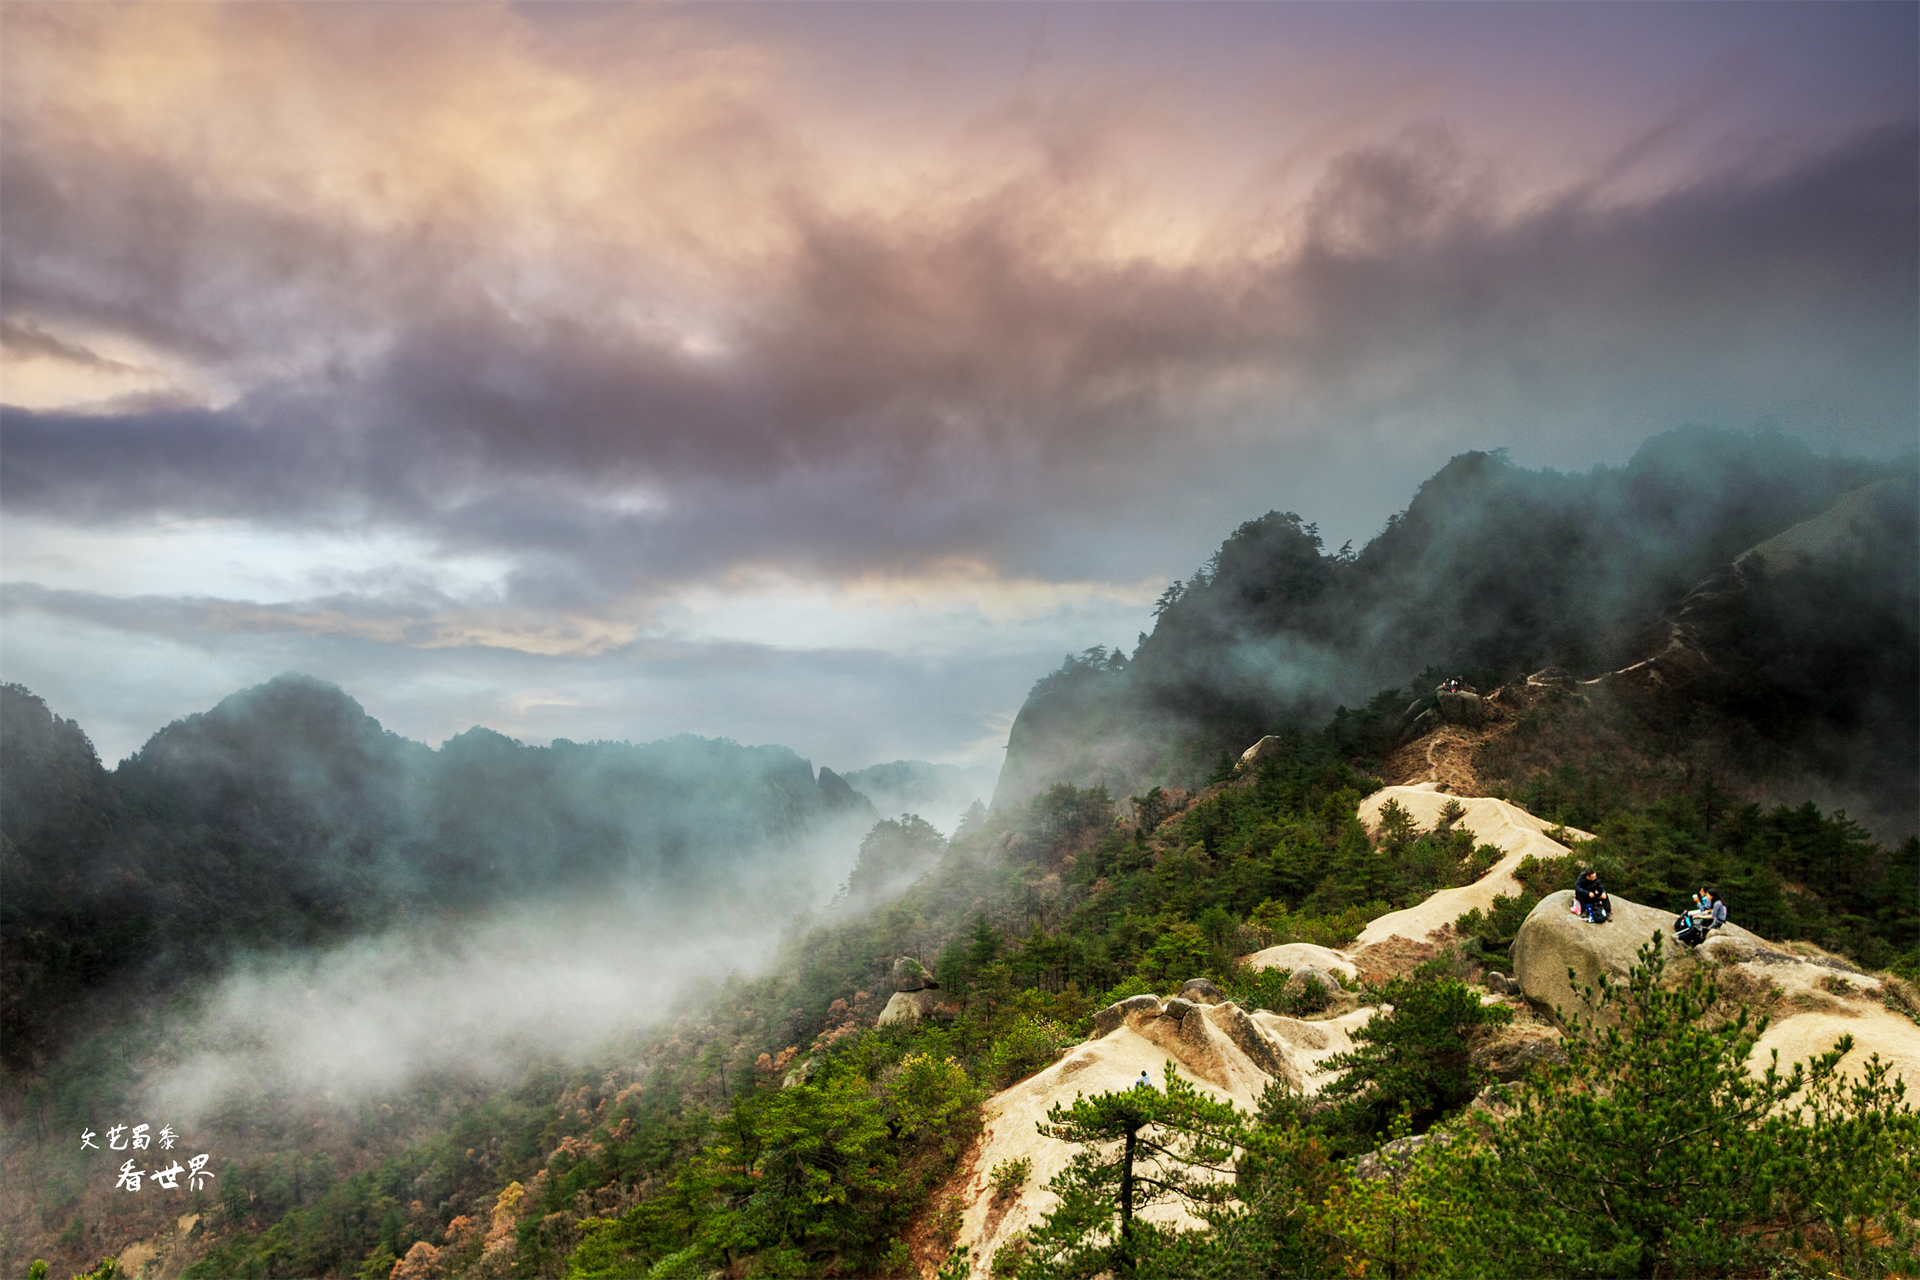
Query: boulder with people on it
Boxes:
[
  {"xmin": 1436, "ymin": 689, "xmax": 1485, "ymax": 726},
  {"xmin": 1509, "ymin": 888, "xmax": 1920, "ymax": 1090},
  {"xmin": 1513, "ymin": 890, "xmax": 1701, "ymax": 1023}
]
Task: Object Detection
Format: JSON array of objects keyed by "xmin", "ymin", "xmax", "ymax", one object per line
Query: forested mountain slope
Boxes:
[
  {"xmin": 0, "ymin": 676, "xmax": 876, "ymax": 1072},
  {"xmin": 5, "ymin": 425, "xmax": 1914, "ymax": 1280},
  {"xmin": 12, "ymin": 735, "xmax": 1911, "ymax": 1280},
  {"xmin": 992, "ymin": 427, "xmax": 1918, "ymax": 836}
]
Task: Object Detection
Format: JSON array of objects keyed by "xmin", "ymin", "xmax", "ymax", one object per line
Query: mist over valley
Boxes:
[
  {"xmin": 4, "ymin": 427, "xmax": 1916, "ymax": 1280},
  {"xmin": 2, "ymin": 4, "xmax": 1916, "ymax": 1276}
]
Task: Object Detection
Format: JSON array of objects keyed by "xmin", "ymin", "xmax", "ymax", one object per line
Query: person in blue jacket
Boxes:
[
  {"xmin": 1675, "ymin": 886, "xmax": 1728, "ymax": 945},
  {"xmin": 1691, "ymin": 886, "xmax": 1727, "ymax": 930}
]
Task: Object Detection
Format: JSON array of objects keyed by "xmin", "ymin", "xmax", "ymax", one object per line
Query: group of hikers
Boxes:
[{"xmin": 1571, "ymin": 869, "xmax": 1729, "ymax": 946}]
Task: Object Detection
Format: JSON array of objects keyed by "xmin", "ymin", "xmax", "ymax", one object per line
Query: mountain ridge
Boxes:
[
  {"xmin": 992, "ymin": 427, "xmax": 1918, "ymax": 841},
  {"xmin": 0, "ymin": 674, "xmax": 881, "ymax": 1073}
]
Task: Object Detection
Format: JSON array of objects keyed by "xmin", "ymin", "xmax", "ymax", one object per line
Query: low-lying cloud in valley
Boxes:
[{"xmin": 145, "ymin": 899, "xmax": 788, "ymax": 1123}]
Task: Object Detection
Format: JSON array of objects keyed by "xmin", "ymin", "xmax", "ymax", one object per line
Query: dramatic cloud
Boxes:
[{"xmin": 2, "ymin": 2, "xmax": 1914, "ymax": 763}]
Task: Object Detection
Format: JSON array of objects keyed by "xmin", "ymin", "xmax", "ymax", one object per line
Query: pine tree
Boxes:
[{"xmin": 1019, "ymin": 1064, "xmax": 1244, "ymax": 1278}]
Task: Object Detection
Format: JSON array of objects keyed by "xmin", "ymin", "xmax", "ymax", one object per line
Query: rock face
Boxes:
[
  {"xmin": 877, "ymin": 990, "xmax": 940, "ymax": 1026},
  {"xmin": 1181, "ymin": 977, "xmax": 1227, "ymax": 1005},
  {"xmin": 1748, "ymin": 1008, "xmax": 1920, "ymax": 1093},
  {"xmin": 1510, "ymin": 890, "xmax": 1920, "ymax": 1093},
  {"xmin": 1234, "ymin": 735, "xmax": 1286, "ymax": 775},
  {"xmin": 1091, "ymin": 993, "xmax": 1165, "ymax": 1038},
  {"xmin": 1209, "ymin": 1001, "xmax": 1293, "ymax": 1082},
  {"xmin": 1436, "ymin": 690, "xmax": 1485, "ymax": 726},
  {"xmin": 890, "ymin": 956, "xmax": 938, "ymax": 992},
  {"xmin": 955, "ymin": 991, "xmax": 1380, "ymax": 1274},
  {"xmin": 1079, "ymin": 994, "xmax": 1371, "ymax": 1099}
]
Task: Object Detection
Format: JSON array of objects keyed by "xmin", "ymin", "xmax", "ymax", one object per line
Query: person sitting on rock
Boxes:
[
  {"xmin": 1690, "ymin": 887, "xmax": 1727, "ymax": 931},
  {"xmin": 1674, "ymin": 887, "xmax": 1727, "ymax": 945},
  {"xmin": 1572, "ymin": 869, "xmax": 1611, "ymax": 923},
  {"xmin": 1135, "ymin": 1070, "xmax": 1154, "ymax": 1091}
]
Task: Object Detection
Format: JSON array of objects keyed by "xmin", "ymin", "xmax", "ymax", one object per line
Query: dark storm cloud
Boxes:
[{"xmin": 5, "ymin": 116, "xmax": 1914, "ymax": 592}]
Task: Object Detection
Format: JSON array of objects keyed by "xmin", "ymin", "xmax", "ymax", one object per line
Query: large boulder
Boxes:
[
  {"xmin": 1091, "ymin": 993, "xmax": 1164, "ymax": 1038},
  {"xmin": 1435, "ymin": 690, "xmax": 1485, "ymax": 726},
  {"xmin": 1511, "ymin": 890, "xmax": 1762, "ymax": 1025},
  {"xmin": 1234, "ymin": 735, "xmax": 1285, "ymax": 775},
  {"xmin": 1161, "ymin": 997, "xmax": 1199, "ymax": 1022},
  {"xmin": 891, "ymin": 956, "xmax": 938, "ymax": 992},
  {"xmin": 877, "ymin": 990, "xmax": 940, "ymax": 1026},
  {"xmin": 1181, "ymin": 978, "xmax": 1227, "ymax": 1005}
]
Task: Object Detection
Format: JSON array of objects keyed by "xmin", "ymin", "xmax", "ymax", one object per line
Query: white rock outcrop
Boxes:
[
  {"xmin": 952, "ymin": 995, "xmax": 1373, "ymax": 1276},
  {"xmin": 945, "ymin": 780, "xmax": 1919, "ymax": 1279},
  {"xmin": 1351, "ymin": 785, "xmax": 1593, "ymax": 950},
  {"xmin": 1510, "ymin": 891, "xmax": 1920, "ymax": 1089},
  {"xmin": 1242, "ymin": 942, "xmax": 1360, "ymax": 981},
  {"xmin": 877, "ymin": 990, "xmax": 940, "ymax": 1026}
]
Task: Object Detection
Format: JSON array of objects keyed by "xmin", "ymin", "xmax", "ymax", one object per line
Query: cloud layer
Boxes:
[{"xmin": 2, "ymin": 2, "xmax": 1914, "ymax": 763}]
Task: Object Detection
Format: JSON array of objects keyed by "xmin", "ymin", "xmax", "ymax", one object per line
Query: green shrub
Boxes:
[
  {"xmin": 1136, "ymin": 918, "xmax": 1211, "ymax": 985},
  {"xmin": 1090, "ymin": 974, "xmax": 1158, "ymax": 1009},
  {"xmin": 1445, "ymin": 941, "xmax": 1920, "ymax": 1278},
  {"xmin": 1318, "ymin": 974, "xmax": 1511, "ymax": 1145},
  {"xmin": 1229, "ymin": 963, "xmax": 1337, "ymax": 1017},
  {"xmin": 989, "ymin": 1157, "xmax": 1032, "ymax": 1198},
  {"xmin": 891, "ymin": 1052, "xmax": 979, "ymax": 1153},
  {"xmin": 987, "ymin": 1017, "xmax": 1072, "ymax": 1089}
]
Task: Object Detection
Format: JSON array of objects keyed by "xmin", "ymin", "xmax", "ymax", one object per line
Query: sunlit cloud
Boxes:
[{"xmin": 1, "ymin": 1, "xmax": 1912, "ymax": 768}]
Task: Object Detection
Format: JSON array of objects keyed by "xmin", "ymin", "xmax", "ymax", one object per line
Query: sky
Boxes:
[{"xmin": 2, "ymin": 1, "xmax": 1915, "ymax": 771}]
